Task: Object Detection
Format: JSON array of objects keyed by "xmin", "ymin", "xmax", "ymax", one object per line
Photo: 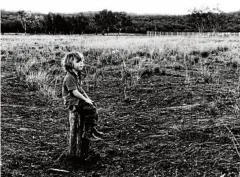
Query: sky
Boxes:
[{"xmin": 1, "ymin": 0, "xmax": 240, "ymax": 15}]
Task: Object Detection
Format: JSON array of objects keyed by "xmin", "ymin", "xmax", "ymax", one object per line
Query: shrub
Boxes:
[
  {"xmin": 232, "ymin": 61, "xmax": 238, "ymax": 69},
  {"xmin": 153, "ymin": 64, "xmax": 161, "ymax": 74},
  {"xmin": 193, "ymin": 57, "xmax": 200, "ymax": 64},
  {"xmin": 201, "ymin": 51, "xmax": 210, "ymax": 58}
]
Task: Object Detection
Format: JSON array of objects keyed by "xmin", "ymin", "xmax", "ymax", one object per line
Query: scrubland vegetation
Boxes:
[
  {"xmin": 2, "ymin": 35, "xmax": 239, "ymax": 99},
  {"xmin": 1, "ymin": 35, "xmax": 240, "ymax": 176}
]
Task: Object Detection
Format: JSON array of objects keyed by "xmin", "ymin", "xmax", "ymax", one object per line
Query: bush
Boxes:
[
  {"xmin": 231, "ymin": 61, "xmax": 238, "ymax": 69},
  {"xmin": 153, "ymin": 65, "xmax": 161, "ymax": 74},
  {"xmin": 201, "ymin": 51, "xmax": 210, "ymax": 58}
]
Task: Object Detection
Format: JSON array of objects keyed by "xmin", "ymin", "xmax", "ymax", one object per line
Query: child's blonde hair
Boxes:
[{"xmin": 61, "ymin": 52, "xmax": 84, "ymax": 72}]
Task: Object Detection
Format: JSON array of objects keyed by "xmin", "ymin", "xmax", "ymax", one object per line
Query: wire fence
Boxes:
[{"xmin": 147, "ymin": 31, "xmax": 240, "ymax": 37}]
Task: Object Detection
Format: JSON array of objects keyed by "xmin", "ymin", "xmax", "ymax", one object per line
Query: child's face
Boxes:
[{"xmin": 73, "ymin": 54, "xmax": 84, "ymax": 71}]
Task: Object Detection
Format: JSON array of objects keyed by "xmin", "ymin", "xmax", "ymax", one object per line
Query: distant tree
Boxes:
[
  {"xmin": 113, "ymin": 12, "xmax": 132, "ymax": 34},
  {"xmin": 232, "ymin": 12, "xmax": 240, "ymax": 31},
  {"xmin": 206, "ymin": 6, "xmax": 225, "ymax": 32},
  {"xmin": 188, "ymin": 7, "xmax": 209, "ymax": 33},
  {"xmin": 1, "ymin": 20, "xmax": 23, "ymax": 33},
  {"xmin": 85, "ymin": 14, "xmax": 98, "ymax": 34},
  {"xmin": 73, "ymin": 13, "xmax": 88, "ymax": 34},
  {"xmin": 44, "ymin": 13, "xmax": 55, "ymax": 34},
  {"xmin": 188, "ymin": 6, "xmax": 225, "ymax": 33},
  {"xmin": 54, "ymin": 14, "xmax": 67, "ymax": 34},
  {"xmin": 17, "ymin": 10, "xmax": 32, "ymax": 34},
  {"xmin": 95, "ymin": 9, "xmax": 115, "ymax": 35},
  {"xmin": 27, "ymin": 14, "xmax": 45, "ymax": 34}
]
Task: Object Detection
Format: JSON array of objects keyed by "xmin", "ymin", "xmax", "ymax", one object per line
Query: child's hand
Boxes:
[
  {"xmin": 85, "ymin": 99, "xmax": 93, "ymax": 105},
  {"xmin": 92, "ymin": 101, "xmax": 97, "ymax": 107}
]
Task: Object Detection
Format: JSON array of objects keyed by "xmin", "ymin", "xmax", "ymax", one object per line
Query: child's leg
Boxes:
[
  {"xmin": 84, "ymin": 113, "xmax": 97, "ymax": 133},
  {"xmin": 83, "ymin": 103, "xmax": 97, "ymax": 126},
  {"xmin": 83, "ymin": 104, "xmax": 103, "ymax": 140},
  {"xmin": 85, "ymin": 110, "xmax": 103, "ymax": 136}
]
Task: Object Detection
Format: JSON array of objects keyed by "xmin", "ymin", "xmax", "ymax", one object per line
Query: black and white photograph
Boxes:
[{"xmin": 1, "ymin": 0, "xmax": 240, "ymax": 176}]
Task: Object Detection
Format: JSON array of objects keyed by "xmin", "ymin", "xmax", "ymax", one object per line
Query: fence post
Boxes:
[{"xmin": 146, "ymin": 31, "xmax": 240, "ymax": 37}]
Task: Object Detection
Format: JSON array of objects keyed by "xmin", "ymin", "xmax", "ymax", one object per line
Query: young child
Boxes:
[{"xmin": 61, "ymin": 51, "xmax": 103, "ymax": 141}]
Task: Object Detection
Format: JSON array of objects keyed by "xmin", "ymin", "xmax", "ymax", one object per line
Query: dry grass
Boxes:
[{"xmin": 2, "ymin": 35, "xmax": 239, "ymax": 100}]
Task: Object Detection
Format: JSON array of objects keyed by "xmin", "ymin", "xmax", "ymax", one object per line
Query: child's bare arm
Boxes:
[
  {"xmin": 79, "ymin": 87, "xmax": 90, "ymax": 100},
  {"xmin": 72, "ymin": 89, "xmax": 92, "ymax": 104}
]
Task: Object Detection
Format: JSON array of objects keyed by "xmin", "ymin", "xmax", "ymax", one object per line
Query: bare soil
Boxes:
[{"xmin": 1, "ymin": 58, "xmax": 240, "ymax": 176}]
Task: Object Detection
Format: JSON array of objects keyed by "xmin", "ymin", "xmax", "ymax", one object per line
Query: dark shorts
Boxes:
[{"xmin": 68, "ymin": 102, "xmax": 98, "ymax": 126}]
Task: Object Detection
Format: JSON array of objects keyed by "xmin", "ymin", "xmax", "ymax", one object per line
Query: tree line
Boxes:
[{"xmin": 1, "ymin": 8, "xmax": 240, "ymax": 35}]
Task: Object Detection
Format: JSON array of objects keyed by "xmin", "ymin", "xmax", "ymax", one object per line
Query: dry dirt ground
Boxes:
[{"xmin": 1, "ymin": 58, "xmax": 240, "ymax": 176}]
